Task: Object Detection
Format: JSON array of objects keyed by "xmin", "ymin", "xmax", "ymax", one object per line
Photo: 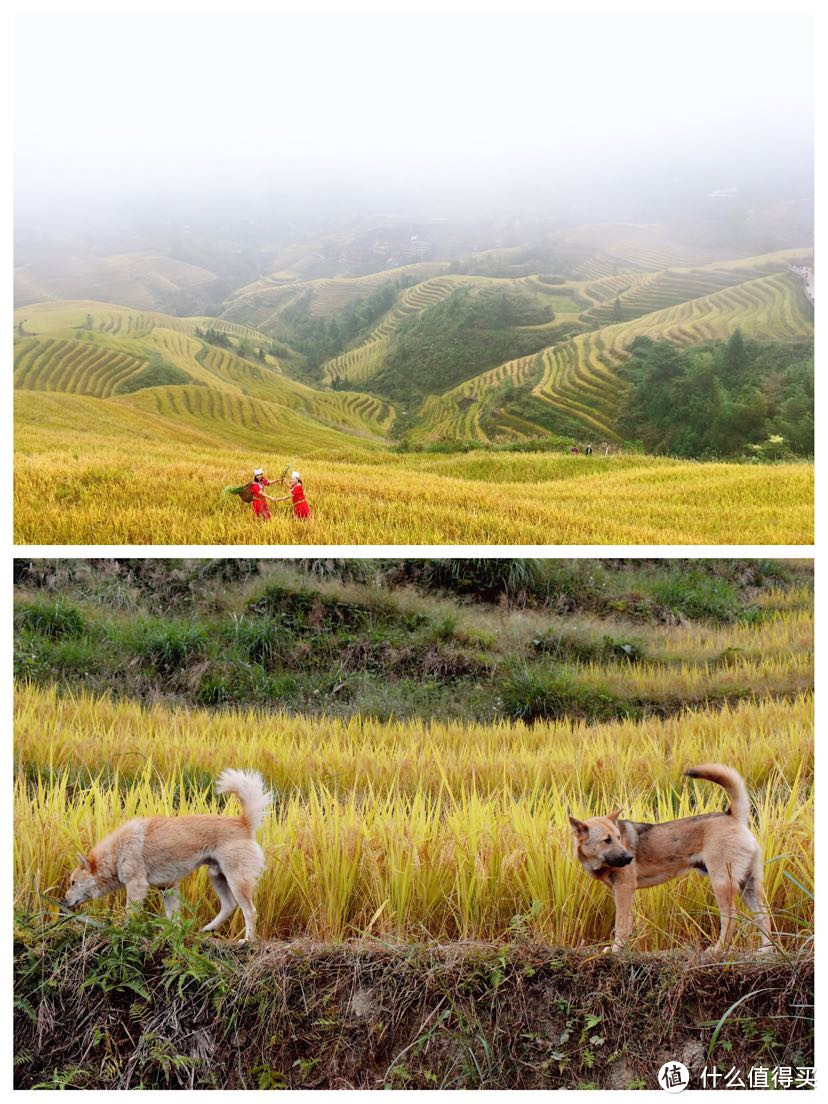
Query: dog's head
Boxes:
[
  {"xmin": 568, "ymin": 811, "xmax": 634, "ymax": 873},
  {"xmin": 62, "ymin": 853, "xmax": 103, "ymax": 908}
]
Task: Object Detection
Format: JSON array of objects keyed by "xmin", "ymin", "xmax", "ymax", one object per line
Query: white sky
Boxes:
[{"xmin": 15, "ymin": 12, "xmax": 813, "ymax": 219}]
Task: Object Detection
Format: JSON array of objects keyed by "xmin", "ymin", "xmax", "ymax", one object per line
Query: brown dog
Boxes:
[
  {"xmin": 568, "ymin": 764, "xmax": 773, "ymax": 954},
  {"xmin": 62, "ymin": 769, "xmax": 271, "ymax": 942}
]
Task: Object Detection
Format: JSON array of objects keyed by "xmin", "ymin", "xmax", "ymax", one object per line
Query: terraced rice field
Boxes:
[
  {"xmin": 14, "ymin": 301, "xmax": 393, "ymax": 443},
  {"xmin": 13, "ymin": 245, "xmax": 814, "ymax": 544},
  {"xmin": 390, "ymin": 248, "xmax": 811, "ymax": 445},
  {"xmin": 222, "ymin": 263, "xmax": 448, "ymax": 333},
  {"xmin": 13, "ymin": 337, "xmax": 150, "ymax": 398},
  {"xmin": 322, "ymin": 275, "xmax": 465, "ymax": 383},
  {"xmin": 562, "ymin": 226, "xmax": 749, "ymax": 280},
  {"xmin": 16, "ymin": 300, "xmax": 193, "ymax": 338},
  {"xmin": 532, "ymin": 271, "xmax": 813, "ymax": 439},
  {"xmin": 189, "ymin": 316, "xmax": 278, "ymax": 344},
  {"xmin": 111, "ymin": 386, "xmax": 371, "ymax": 453},
  {"xmin": 322, "ymin": 274, "xmax": 582, "ymax": 386},
  {"xmin": 417, "ymin": 353, "xmax": 542, "ymax": 442},
  {"xmin": 579, "ymin": 250, "xmax": 812, "ymax": 326}
]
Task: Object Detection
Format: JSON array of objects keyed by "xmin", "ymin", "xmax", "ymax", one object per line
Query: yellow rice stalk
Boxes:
[
  {"xmin": 15, "ymin": 684, "xmax": 812, "ymax": 800},
  {"xmin": 13, "ymin": 422, "xmax": 813, "ymax": 545},
  {"xmin": 14, "ymin": 686, "xmax": 813, "ymax": 949}
]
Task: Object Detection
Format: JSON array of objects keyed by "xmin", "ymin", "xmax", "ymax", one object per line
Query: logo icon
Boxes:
[{"xmin": 658, "ymin": 1061, "xmax": 690, "ymax": 1092}]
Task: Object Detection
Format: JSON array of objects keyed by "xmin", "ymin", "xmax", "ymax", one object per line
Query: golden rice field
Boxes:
[
  {"xmin": 562, "ymin": 223, "xmax": 765, "ymax": 279},
  {"xmin": 579, "ymin": 249, "xmax": 811, "ymax": 326},
  {"xmin": 14, "ymin": 416, "xmax": 813, "ymax": 544},
  {"xmin": 15, "ymin": 684, "xmax": 813, "ymax": 947},
  {"xmin": 13, "ymin": 267, "xmax": 813, "ymax": 545},
  {"xmin": 416, "ymin": 353, "xmax": 542, "ymax": 442}
]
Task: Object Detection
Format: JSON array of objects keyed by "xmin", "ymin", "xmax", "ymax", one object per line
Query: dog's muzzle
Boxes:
[{"xmin": 606, "ymin": 852, "xmax": 634, "ymax": 868}]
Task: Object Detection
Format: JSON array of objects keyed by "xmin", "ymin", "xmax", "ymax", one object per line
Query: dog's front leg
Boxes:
[
  {"xmin": 611, "ymin": 878, "xmax": 635, "ymax": 951},
  {"xmin": 125, "ymin": 877, "xmax": 149, "ymax": 916}
]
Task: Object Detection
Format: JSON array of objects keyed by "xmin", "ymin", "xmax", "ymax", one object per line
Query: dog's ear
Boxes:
[
  {"xmin": 568, "ymin": 815, "xmax": 588, "ymax": 837},
  {"xmin": 76, "ymin": 852, "xmax": 90, "ymax": 871},
  {"xmin": 607, "ymin": 809, "xmax": 622, "ymax": 822}
]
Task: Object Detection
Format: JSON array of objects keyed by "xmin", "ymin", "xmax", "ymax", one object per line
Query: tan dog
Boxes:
[
  {"xmin": 568, "ymin": 764, "xmax": 773, "ymax": 954},
  {"xmin": 62, "ymin": 769, "xmax": 271, "ymax": 942}
]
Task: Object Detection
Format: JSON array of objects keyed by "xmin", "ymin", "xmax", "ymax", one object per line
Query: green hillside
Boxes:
[{"xmin": 14, "ymin": 227, "xmax": 814, "ymax": 459}]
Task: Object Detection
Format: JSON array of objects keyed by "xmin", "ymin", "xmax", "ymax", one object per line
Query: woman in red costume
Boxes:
[
  {"xmin": 272, "ymin": 471, "xmax": 311, "ymax": 519},
  {"xmin": 250, "ymin": 467, "xmax": 274, "ymax": 521}
]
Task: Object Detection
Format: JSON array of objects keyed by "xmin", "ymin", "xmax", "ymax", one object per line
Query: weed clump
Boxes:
[
  {"xmin": 499, "ymin": 663, "xmax": 630, "ymax": 723},
  {"xmin": 15, "ymin": 599, "xmax": 86, "ymax": 640}
]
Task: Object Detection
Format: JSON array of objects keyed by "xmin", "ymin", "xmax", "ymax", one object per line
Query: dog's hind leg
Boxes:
[
  {"xmin": 222, "ymin": 870, "xmax": 258, "ymax": 943},
  {"xmin": 707, "ymin": 869, "xmax": 738, "ymax": 954},
  {"xmin": 740, "ymin": 861, "xmax": 774, "ymax": 953},
  {"xmin": 163, "ymin": 886, "xmax": 182, "ymax": 919},
  {"xmin": 202, "ymin": 867, "xmax": 238, "ymax": 933}
]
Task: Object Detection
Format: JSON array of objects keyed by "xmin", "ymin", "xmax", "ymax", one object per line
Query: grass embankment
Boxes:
[
  {"xmin": 14, "ymin": 915, "xmax": 813, "ymax": 1089},
  {"xmin": 13, "ymin": 558, "xmax": 812, "ymax": 722}
]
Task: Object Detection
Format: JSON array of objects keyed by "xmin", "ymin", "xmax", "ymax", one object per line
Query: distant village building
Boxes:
[
  {"xmin": 789, "ymin": 264, "xmax": 814, "ymax": 306},
  {"xmin": 405, "ymin": 235, "xmax": 432, "ymax": 260}
]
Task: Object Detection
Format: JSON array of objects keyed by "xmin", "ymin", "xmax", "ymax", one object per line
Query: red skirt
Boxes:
[
  {"xmin": 252, "ymin": 498, "xmax": 271, "ymax": 521},
  {"xmin": 293, "ymin": 500, "xmax": 311, "ymax": 519}
]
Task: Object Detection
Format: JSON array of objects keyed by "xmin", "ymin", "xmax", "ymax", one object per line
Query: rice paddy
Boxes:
[
  {"xmin": 13, "ymin": 414, "xmax": 813, "ymax": 544},
  {"xmin": 14, "ymin": 682, "xmax": 813, "ymax": 948}
]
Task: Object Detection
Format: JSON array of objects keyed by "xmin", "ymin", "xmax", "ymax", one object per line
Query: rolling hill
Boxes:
[
  {"xmin": 14, "ymin": 301, "xmax": 394, "ymax": 443},
  {"xmin": 406, "ymin": 251, "xmax": 813, "ymax": 444},
  {"xmin": 13, "ymin": 226, "xmax": 814, "ymax": 544}
]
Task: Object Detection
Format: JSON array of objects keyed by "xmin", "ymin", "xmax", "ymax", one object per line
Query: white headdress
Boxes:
[{"xmin": 291, "ymin": 471, "xmax": 301, "ymax": 480}]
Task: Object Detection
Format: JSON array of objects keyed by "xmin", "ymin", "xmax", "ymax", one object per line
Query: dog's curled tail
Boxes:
[
  {"xmin": 216, "ymin": 769, "xmax": 272, "ymax": 835},
  {"xmin": 684, "ymin": 763, "xmax": 749, "ymax": 822}
]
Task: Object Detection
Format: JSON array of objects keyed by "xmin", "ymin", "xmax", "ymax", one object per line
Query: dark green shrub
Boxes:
[
  {"xmin": 231, "ymin": 618, "xmax": 287, "ymax": 667},
  {"xmin": 532, "ymin": 628, "xmax": 645, "ymax": 664},
  {"xmin": 407, "ymin": 559, "xmax": 547, "ymax": 602},
  {"xmin": 14, "ymin": 599, "xmax": 86, "ymax": 640},
  {"xmin": 648, "ymin": 570, "xmax": 744, "ymax": 623},
  {"xmin": 133, "ymin": 621, "xmax": 208, "ymax": 675},
  {"xmin": 114, "ymin": 354, "xmax": 190, "ymax": 394},
  {"xmin": 499, "ymin": 663, "xmax": 625, "ymax": 723}
]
